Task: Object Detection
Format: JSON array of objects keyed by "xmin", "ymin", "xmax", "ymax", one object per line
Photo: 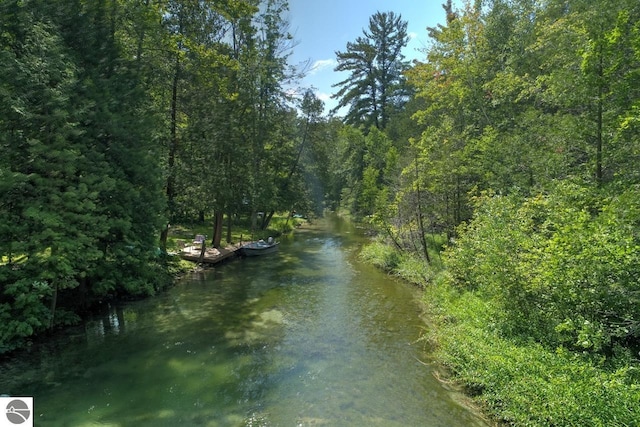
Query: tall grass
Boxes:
[
  {"xmin": 359, "ymin": 237, "xmax": 444, "ymax": 287},
  {"xmin": 422, "ymin": 275, "xmax": 640, "ymax": 426},
  {"xmin": 360, "ymin": 237, "xmax": 640, "ymax": 426}
]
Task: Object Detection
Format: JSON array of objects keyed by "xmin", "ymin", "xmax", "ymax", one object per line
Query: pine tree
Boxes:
[{"xmin": 333, "ymin": 11, "xmax": 409, "ymax": 130}]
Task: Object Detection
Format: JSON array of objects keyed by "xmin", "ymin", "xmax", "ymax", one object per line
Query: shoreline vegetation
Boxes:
[
  {"xmin": 166, "ymin": 214, "xmax": 307, "ymax": 274},
  {"xmin": 360, "ymin": 228, "xmax": 640, "ymax": 426},
  {"xmin": 0, "ymin": 213, "xmax": 305, "ymax": 357}
]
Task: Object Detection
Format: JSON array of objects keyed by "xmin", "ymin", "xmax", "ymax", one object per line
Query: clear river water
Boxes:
[{"xmin": 1, "ymin": 216, "xmax": 488, "ymax": 426}]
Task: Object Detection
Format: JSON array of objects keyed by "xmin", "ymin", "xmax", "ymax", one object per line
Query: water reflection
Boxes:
[{"xmin": 0, "ymin": 216, "xmax": 488, "ymax": 426}]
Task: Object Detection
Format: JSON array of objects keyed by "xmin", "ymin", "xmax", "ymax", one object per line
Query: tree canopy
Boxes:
[
  {"xmin": 332, "ymin": 11, "xmax": 410, "ymax": 130},
  {"xmin": 328, "ymin": 0, "xmax": 640, "ymax": 366},
  {"xmin": 329, "ymin": 2, "xmax": 640, "ymax": 423},
  {"xmin": 0, "ymin": 0, "xmax": 333, "ymax": 352}
]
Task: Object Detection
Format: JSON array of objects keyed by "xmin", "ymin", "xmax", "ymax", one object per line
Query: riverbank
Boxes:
[
  {"xmin": 359, "ymin": 239, "xmax": 640, "ymax": 426},
  {"xmin": 167, "ymin": 214, "xmax": 307, "ymax": 272},
  {"xmin": 0, "ymin": 214, "xmax": 307, "ymax": 356}
]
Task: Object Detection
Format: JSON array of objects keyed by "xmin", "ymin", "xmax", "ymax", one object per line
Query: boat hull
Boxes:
[{"xmin": 240, "ymin": 242, "xmax": 279, "ymax": 257}]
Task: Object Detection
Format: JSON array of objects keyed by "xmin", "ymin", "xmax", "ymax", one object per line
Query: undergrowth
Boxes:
[
  {"xmin": 361, "ymin": 239, "xmax": 640, "ymax": 426},
  {"xmin": 423, "ymin": 275, "xmax": 640, "ymax": 426},
  {"xmin": 359, "ymin": 239, "xmax": 441, "ymax": 287}
]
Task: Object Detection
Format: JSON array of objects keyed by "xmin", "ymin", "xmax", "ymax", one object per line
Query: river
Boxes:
[{"xmin": 1, "ymin": 216, "xmax": 488, "ymax": 426}]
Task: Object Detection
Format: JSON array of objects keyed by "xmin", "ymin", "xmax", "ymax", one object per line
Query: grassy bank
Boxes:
[{"xmin": 360, "ymin": 240, "xmax": 640, "ymax": 426}]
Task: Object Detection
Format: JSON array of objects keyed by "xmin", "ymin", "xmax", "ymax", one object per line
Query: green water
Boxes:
[{"xmin": 1, "ymin": 216, "xmax": 487, "ymax": 426}]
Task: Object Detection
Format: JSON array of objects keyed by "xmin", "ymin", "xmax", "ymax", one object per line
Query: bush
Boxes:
[
  {"xmin": 0, "ymin": 280, "xmax": 52, "ymax": 353},
  {"xmin": 394, "ymin": 254, "xmax": 432, "ymax": 287},
  {"xmin": 363, "ymin": 184, "xmax": 640, "ymax": 425},
  {"xmin": 444, "ymin": 183, "xmax": 640, "ymax": 355},
  {"xmin": 423, "ymin": 280, "xmax": 640, "ymax": 426},
  {"xmin": 360, "ymin": 233, "xmax": 445, "ymax": 287}
]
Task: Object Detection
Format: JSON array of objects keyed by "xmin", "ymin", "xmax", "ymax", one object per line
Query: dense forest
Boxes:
[
  {"xmin": 0, "ymin": 0, "xmax": 340, "ymax": 352},
  {"xmin": 2, "ymin": 0, "xmax": 640, "ymax": 424}
]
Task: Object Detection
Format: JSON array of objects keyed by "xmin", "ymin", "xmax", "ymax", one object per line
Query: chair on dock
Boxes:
[{"xmin": 192, "ymin": 234, "xmax": 206, "ymax": 248}]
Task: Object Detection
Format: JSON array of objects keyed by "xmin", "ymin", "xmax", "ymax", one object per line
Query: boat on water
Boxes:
[{"xmin": 240, "ymin": 238, "xmax": 279, "ymax": 257}]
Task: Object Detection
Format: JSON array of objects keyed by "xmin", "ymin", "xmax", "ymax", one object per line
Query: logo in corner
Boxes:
[{"xmin": 1, "ymin": 397, "xmax": 33, "ymax": 427}]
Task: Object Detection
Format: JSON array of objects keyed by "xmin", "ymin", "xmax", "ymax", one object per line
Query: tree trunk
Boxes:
[
  {"xmin": 417, "ymin": 212, "xmax": 431, "ymax": 263},
  {"xmin": 226, "ymin": 212, "xmax": 232, "ymax": 243},
  {"xmin": 414, "ymin": 157, "xmax": 430, "ymax": 263},
  {"xmin": 49, "ymin": 282, "xmax": 58, "ymax": 329},
  {"xmin": 261, "ymin": 210, "xmax": 275, "ymax": 230},
  {"xmin": 212, "ymin": 211, "xmax": 224, "ymax": 248},
  {"xmin": 160, "ymin": 32, "xmax": 182, "ymax": 252},
  {"xmin": 159, "ymin": 225, "xmax": 169, "ymax": 252},
  {"xmin": 384, "ymin": 224, "xmax": 404, "ymax": 252}
]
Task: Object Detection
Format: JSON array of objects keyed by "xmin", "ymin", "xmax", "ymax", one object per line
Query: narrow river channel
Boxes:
[{"xmin": 1, "ymin": 216, "xmax": 487, "ymax": 426}]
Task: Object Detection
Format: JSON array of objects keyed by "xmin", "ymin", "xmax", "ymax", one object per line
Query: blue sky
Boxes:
[{"xmin": 284, "ymin": 0, "xmax": 462, "ymax": 114}]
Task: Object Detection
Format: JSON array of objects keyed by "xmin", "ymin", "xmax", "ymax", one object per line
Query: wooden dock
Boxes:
[{"xmin": 179, "ymin": 243, "xmax": 243, "ymax": 265}]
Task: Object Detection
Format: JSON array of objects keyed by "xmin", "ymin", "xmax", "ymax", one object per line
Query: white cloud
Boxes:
[
  {"xmin": 316, "ymin": 92, "xmax": 332, "ymax": 102},
  {"xmin": 310, "ymin": 59, "xmax": 337, "ymax": 75},
  {"xmin": 408, "ymin": 32, "xmax": 418, "ymax": 40}
]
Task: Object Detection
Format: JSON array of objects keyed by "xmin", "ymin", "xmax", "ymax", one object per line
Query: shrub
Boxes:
[
  {"xmin": 444, "ymin": 183, "xmax": 640, "ymax": 355},
  {"xmin": 0, "ymin": 280, "xmax": 52, "ymax": 353},
  {"xmin": 359, "ymin": 240, "xmax": 402, "ymax": 272},
  {"xmin": 424, "ymin": 282, "xmax": 640, "ymax": 426}
]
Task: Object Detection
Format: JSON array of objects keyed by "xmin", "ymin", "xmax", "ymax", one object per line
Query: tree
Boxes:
[
  {"xmin": 281, "ymin": 89, "xmax": 324, "ymax": 217},
  {"xmin": 405, "ymin": 2, "xmax": 486, "ymax": 234},
  {"xmin": 333, "ymin": 11, "xmax": 409, "ymax": 130},
  {"xmin": 0, "ymin": 2, "xmax": 96, "ymax": 344},
  {"xmin": 0, "ymin": 0, "xmax": 168, "ymax": 351},
  {"xmin": 243, "ymin": 0, "xmax": 299, "ymax": 231}
]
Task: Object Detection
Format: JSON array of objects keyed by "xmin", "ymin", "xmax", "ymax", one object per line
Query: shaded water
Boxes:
[{"xmin": 1, "ymin": 216, "xmax": 487, "ymax": 426}]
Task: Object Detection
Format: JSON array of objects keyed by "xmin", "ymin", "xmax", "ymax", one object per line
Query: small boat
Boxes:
[{"xmin": 240, "ymin": 238, "xmax": 279, "ymax": 257}]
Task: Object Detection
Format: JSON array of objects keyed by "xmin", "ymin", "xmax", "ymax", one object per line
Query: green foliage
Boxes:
[
  {"xmin": 392, "ymin": 254, "xmax": 434, "ymax": 288},
  {"xmin": 334, "ymin": 125, "xmax": 402, "ymax": 218},
  {"xmin": 264, "ymin": 215, "xmax": 297, "ymax": 236},
  {"xmin": 333, "ymin": 11, "xmax": 410, "ymax": 129},
  {"xmin": 360, "ymin": 238, "xmax": 443, "ymax": 287},
  {"xmin": 0, "ymin": 0, "xmax": 325, "ymax": 354},
  {"xmin": 0, "ymin": 280, "xmax": 52, "ymax": 352},
  {"xmin": 360, "ymin": 240, "xmax": 402, "ymax": 272},
  {"xmin": 445, "ymin": 182, "xmax": 640, "ymax": 355},
  {"xmin": 0, "ymin": 0, "xmax": 169, "ymax": 351},
  {"xmin": 350, "ymin": 0, "xmax": 640, "ymax": 424},
  {"xmin": 424, "ymin": 281, "xmax": 640, "ymax": 426}
]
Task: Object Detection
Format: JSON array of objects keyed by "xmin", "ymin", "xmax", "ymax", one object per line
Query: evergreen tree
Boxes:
[
  {"xmin": 0, "ymin": 2, "xmax": 94, "ymax": 347},
  {"xmin": 333, "ymin": 11, "xmax": 409, "ymax": 130},
  {"xmin": 0, "ymin": 0, "xmax": 169, "ymax": 351},
  {"xmin": 57, "ymin": 0, "xmax": 166, "ymax": 297}
]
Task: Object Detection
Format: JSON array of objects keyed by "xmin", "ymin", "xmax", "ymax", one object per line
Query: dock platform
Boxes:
[{"xmin": 179, "ymin": 243, "xmax": 243, "ymax": 265}]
